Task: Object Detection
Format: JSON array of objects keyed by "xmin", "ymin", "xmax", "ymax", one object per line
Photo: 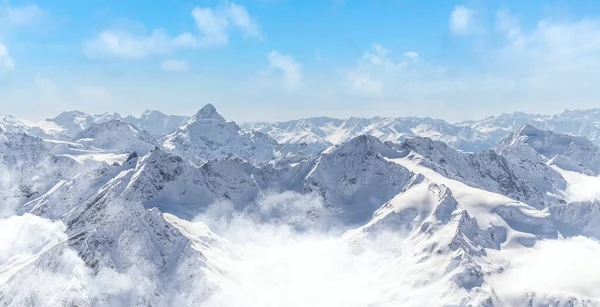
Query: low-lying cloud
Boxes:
[{"xmin": 488, "ymin": 237, "xmax": 600, "ymax": 305}]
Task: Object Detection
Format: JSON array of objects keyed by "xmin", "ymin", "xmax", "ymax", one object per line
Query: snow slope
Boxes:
[
  {"xmin": 163, "ymin": 104, "xmax": 318, "ymax": 166},
  {"xmin": 73, "ymin": 120, "xmax": 158, "ymax": 154},
  {"xmin": 1, "ymin": 109, "xmax": 600, "ymax": 306}
]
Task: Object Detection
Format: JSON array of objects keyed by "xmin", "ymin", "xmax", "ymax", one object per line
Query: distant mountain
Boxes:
[
  {"xmin": 123, "ymin": 110, "xmax": 188, "ymax": 137},
  {"xmin": 241, "ymin": 108, "xmax": 600, "ymax": 152},
  {"xmin": 498, "ymin": 124, "xmax": 600, "ymax": 175},
  {"xmin": 0, "ymin": 109, "xmax": 189, "ymax": 142},
  {"xmin": 242, "ymin": 116, "xmax": 493, "ymax": 152},
  {"xmin": 3, "ymin": 107, "xmax": 600, "ymax": 305},
  {"xmin": 4, "ymin": 107, "xmax": 600, "ymax": 154},
  {"xmin": 73, "ymin": 120, "xmax": 158, "ymax": 154}
]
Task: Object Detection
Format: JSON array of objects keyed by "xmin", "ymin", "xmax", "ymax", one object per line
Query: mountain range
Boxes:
[{"xmin": 1, "ymin": 105, "xmax": 600, "ymax": 306}]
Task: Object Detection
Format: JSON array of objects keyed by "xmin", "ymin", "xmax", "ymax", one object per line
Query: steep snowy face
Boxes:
[
  {"xmin": 163, "ymin": 104, "xmax": 316, "ymax": 166},
  {"xmin": 341, "ymin": 163, "xmax": 564, "ymax": 305},
  {"xmin": 122, "ymin": 149, "xmax": 264, "ymax": 219},
  {"xmin": 190, "ymin": 103, "xmax": 225, "ymax": 122},
  {"xmin": 499, "ymin": 125, "xmax": 600, "ymax": 175},
  {"xmin": 1, "ymin": 189, "xmax": 232, "ymax": 306},
  {"xmin": 0, "ymin": 131, "xmax": 82, "ymax": 210},
  {"xmin": 73, "ymin": 120, "xmax": 158, "ymax": 154},
  {"xmin": 0, "ymin": 131, "xmax": 49, "ymax": 168},
  {"xmin": 0, "ymin": 147, "xmax": 245, "ymax": 305},
  {"xmin": 303, "ymin": 135, "xmax": 416, "ymax": 225},
  {"xmin": 394, "ymin": 136, "xmax": 567, "ymax": 209}
]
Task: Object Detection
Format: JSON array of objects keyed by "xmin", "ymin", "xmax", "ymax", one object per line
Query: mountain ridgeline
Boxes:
[{"xmin": 1, "ymin": 105, "xmax": 600, "ymax": 306}]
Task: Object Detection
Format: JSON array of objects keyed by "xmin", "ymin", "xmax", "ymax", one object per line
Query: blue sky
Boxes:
[{"xmin": 1, "ymin": 0, "xmax": 600, "ymax": 122}]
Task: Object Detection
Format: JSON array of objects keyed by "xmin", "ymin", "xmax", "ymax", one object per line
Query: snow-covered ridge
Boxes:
[
  {"xmin": 4, "ymin": 107, "xmax": 600, "ymax": 155},
  {"xmin": 242, "ymin": 108, "xmax": 600, "ymax": 152},
  {"xmin": 162, "ymin": 104, "xmax": 317, "ymax": 166},
  {"xmin": 2, "ymin": 105, "xmax": 600, "ymax": 305},
  {"xmin": 73, "ymin": 119, "xmax": 158, "ymax": 154}
]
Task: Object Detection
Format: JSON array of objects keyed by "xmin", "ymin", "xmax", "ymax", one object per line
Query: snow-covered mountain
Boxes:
[
  {"xmin": 498, "ymin": 124, "xmax": 600, "ymax": 175},
  {"xmin": 242, "ymin": 116, "xmax": 493, "ymax": 152},
  {"xmin": 2, "ymin": 106, "xmax": 600, "ymax": 306},
  {"xmin": 123, "ymin": 110, "xmax": 188, "ymax": 137},
  {"xmin": 162, "ymin": 104, "xmax": 317, "ymax": 166},
  {"xmin": 0, "ymin": 109, "xmax": 188, "ymax": 142},
  {"xmin": 5, "ymin": 107, "xmax": 600, "ymax": 154},
  {"xmin": 0, "ymin": 114, "xmax": 67, "ymax": 140},
  {"xmin": 241, "ymin": 108, "xmax": 600, "ymax": 153},
  {"xmin": 73, "ymin": 120, "xmax": 158, "ymax": 154}
]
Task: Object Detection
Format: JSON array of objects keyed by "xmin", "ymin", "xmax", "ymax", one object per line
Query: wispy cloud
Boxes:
[
  {"xmin": 343, "ymin": 44, "xmax": 443, "ymax": 97},
  {"xmin": 346, "ymin": 73, "xmax": 383, "ymax": 97},
  {"xmin": 267, "ymin": 51, "xmax": 302, "ymax": 90},
  {"xmin": 0, "ymin": 3, "xmax": 47, "ymax": 72},
  {"xmin": 83, "ymin": 2, "xmax": 261, "ymax": 60},
  {"xmin": 191, "ymin": 7, "xmax": 230, "ymax": 47},
  {"xmin": 449, "ymin": 5, "xmax": 477, "ymax": 35},
  {"xmin": 226, "ymin": 3, "xmax": 262, "ymax": 39},
  {"xmin": 83, "ymin": 29, "xmax": 195, "ymax": 59},
  {"xmin": 0, "ymin": 3, "xmax": 45, "ymax": 31}
]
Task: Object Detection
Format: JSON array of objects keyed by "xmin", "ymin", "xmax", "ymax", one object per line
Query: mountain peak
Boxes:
[
  {"xmin": 191, "ymin": 104, "xmax": 225, "ymax": 122},
  {"xmin": 517, "ymin": 124, "xmax": 542, "ymax": 136}
]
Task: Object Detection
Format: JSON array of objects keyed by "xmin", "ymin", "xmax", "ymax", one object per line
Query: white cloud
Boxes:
[
  {"xmin": 488, "ymin": 237, "xmax": 600, "ymax": 304},
  {"xmin": 83, "ymin": 29, "xmax": 195, "ymax": 59},
  {"xmin": 449, "ymin": 5, "xmax": 476, "ymax": 35},
  {"xmin": 344, "ymin": 44, "xmax": 444, "ymax": 97},
  {"xmin": 0, "ymin": 3, "xmax": 45, "ymax": 30},
  {"xmin": 84, "ymin": 2, "xmax": 261, "ymax": 59},
  {"xmin": 226, "ymin": 3, "xmax": 262, "ymax": 39},
  {"xmin": 346, "ymin": 73, "xmax": 383, "ymax": 97},
  {"xmin": 268, "ymin": 51, "xmax": 302, "ymax": 90},
  {"xmin": 0, "ymin": 44, "xmax": 15, "ymax": 71},
  {"xmin": 191, "ymin": 2, "xmax": 262, "ymax": 46},
  {"xmin": 484, "ymin": 12, "xmax": 600, "ymax": 112},
  {"xmin": 191, "ymin": 7, "xmax": 229, "ymax": 47},
  {"xmin": 0, "ymin": 4, "xmax": 46, "ymax": 72},
  {"xmin": 161, "ymin": 59, "xmax": 190, "ymax": 72},
  {"xmin": 330, "ymin": 10, "xmax": 600, "ymax": 119},
  {"xmin": 403, "ymin": 51, "xmax": 419, "ymax": 59}
]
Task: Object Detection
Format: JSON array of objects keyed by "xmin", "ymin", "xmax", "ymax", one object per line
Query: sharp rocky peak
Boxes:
[{"xmin": 191, "ymin": 103, "xmax": 225, "ymax": 122}]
